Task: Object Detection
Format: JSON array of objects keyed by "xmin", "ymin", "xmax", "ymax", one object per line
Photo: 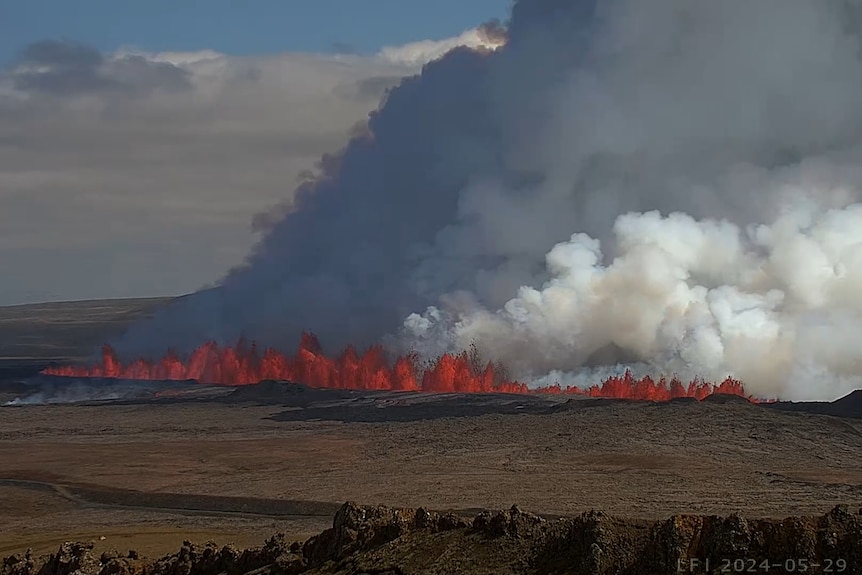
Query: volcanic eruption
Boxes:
[
  {"xmin": 49, "ymin": 0, "xmax": 862, "ymax": 402},
  {"xmin": 45, "ymin": 335, "xmax": 753, "ymax": 401}
]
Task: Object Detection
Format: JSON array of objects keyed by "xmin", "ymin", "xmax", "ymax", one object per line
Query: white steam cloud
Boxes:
[
  {"xmin": 117, "ymin": 0, "xmax": 862, "ymax": 401},
  {"xmin": 404, "ymin": 193, "xmax": 862, "ymax": 401}
]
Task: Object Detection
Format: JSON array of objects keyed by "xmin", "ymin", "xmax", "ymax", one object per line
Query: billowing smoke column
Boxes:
[
  {"xmin": 404, "ymin": 204, "xmax": 862, "ymax": 401},
  {"xmin": 117, "ymin": 0, "xmax": 862, "ymax": 401}
]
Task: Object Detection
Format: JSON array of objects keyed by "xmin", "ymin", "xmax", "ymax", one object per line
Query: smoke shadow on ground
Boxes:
[
  {"xmin": 214, "ymin": 382, "xmax": 761, "ymax": 423},
  {"xmin": 266, "ymin": 394, "xmax": 560, "ymax": 423},
  {"xmin": 223, "ymin": 379, "xmax": 573, "ymax": 422}
]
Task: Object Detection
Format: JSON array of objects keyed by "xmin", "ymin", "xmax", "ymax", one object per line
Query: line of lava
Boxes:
[{"xmin": 41, "ymin": 333, "xmax": 758, "ymax": 402}]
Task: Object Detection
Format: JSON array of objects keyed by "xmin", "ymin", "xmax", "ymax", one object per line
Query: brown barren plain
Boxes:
[
  {"xmin": 1, "ymin": 298, "xmax": 862, "ymax": 563},
  {"xmin": 2, "ymin": 391, "xmax": 862, "ymax": 556}
]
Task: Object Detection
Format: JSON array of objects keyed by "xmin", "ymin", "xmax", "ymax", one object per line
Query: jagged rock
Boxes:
[
  {"xmin": 3, "ymin": 504, "xmax": 862, "ymax": 575},
  {"xmin": 32, "ymin": 542, "xmax": 102, "ymax": 575},
  {"xmin": 478, "ymin": 504, "xmax": 545, "ymax": 539},
  {"xmin": 304, "ymin": 502, "xmax": 411, "ymax": 565},
  {"xmin": 99, "ymin": 557, "xmax": 136, "ymax": 575},
  {"xmin": 438, "ymin": 512, "xmax": 468, "ymax": 531},
  {"xmin": 472, "ymin": 510, "xmax": 493, "ymax": 531},
  {"xmin": 2, "ymin": 550, "xmax": 36, "ymax": 575},
  {"xmin": 138, "ymin": 534, "xmax": 301, "ymax": 575}
]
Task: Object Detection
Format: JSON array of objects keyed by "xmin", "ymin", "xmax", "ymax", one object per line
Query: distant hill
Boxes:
[
  {"xmin": 766, "ymin": 389, "xmax": 862, "ymax": 420},
  {"xmin": 0, "ymin": 297, "xmax": 173, "ymax": 371}
]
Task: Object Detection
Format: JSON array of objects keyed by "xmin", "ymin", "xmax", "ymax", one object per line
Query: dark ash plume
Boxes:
[{"xmin": 119, "ymin": 0, "xmax": 862, "ymax": 400}]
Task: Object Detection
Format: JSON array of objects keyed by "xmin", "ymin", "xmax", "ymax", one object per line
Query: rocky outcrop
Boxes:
[
  {"xmin": 302, "ymin": 501, "xmax": 469, "ymax": 566},
  {"xmin": 142, "ymin": 534, "xmax": 303, "ymax": 575},
  {"xmin": 3, "ymin": 503, "xmax": 861, "ymax": 575},
  {"xmin": 1, "ymin": 543, "xmax": 143, "ymax": 575}
]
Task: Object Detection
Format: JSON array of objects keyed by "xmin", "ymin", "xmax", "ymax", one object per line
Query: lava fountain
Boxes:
[{"xmin": 42, "ymin": 333, "xmax": 756, "ymax": 402}]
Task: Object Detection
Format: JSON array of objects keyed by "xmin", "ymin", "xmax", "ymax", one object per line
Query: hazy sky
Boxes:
[{"xmin": 0, "ymin": 1, "xmax": 512, "ymax": 306}]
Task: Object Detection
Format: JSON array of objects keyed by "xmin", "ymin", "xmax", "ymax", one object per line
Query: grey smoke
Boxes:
[
  {"xmin": 1, "ymin": 376, "xmax": 194, "ymax": 406},
  {"xmin": 119, "ymin": 0, "xmax": 862, "ymax": 400}
]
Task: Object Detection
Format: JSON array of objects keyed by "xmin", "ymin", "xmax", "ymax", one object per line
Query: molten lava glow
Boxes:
[{"xmin": 42, "ymin": 333, "xmax": 756, "ymax": 401}]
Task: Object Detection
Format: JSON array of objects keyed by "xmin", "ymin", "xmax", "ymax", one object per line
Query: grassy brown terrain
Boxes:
[
  {"xmin": 1, "ymin": 386, "xmax": 862, "ymax": 557},
  {"xmin": 2, "ymin": 298, "xmax": 862, "ymax": 566}
]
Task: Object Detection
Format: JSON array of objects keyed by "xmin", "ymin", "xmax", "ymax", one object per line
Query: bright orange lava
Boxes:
[{"xmin": 41, "ymin": 333, "xmax": 757, "ymax": 402}]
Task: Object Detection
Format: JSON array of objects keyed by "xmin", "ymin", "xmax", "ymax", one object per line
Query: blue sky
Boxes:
[{"xmin": 0, "ymin": 0, "xmax": 512, "ymax": 63}]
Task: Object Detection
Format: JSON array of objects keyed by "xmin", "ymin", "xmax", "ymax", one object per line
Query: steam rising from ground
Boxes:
[
  {"xmin": 404, "ymin": 198, "xmax": 862, "ymax": 401},
  {"xmin": 1, "ymin": 377, "xmax": 198, "ymax": 406},
  {"xmin": 119, "ymin": 0, "xmax": 862, "ymax": 401}
]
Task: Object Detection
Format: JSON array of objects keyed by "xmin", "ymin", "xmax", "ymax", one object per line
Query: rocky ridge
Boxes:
[{"xmin": 3, "ymin": 502, "xmax": 861, "ymax": 575}]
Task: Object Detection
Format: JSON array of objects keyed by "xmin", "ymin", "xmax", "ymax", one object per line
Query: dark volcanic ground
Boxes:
[{"xmin": 4, "ymin": 371, "xmax": 862, "ymax": 422}]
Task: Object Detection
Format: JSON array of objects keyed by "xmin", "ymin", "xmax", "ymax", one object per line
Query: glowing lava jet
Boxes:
[{"xmin": 42, "ymin": 333, "xmax": 756, "ymax": 402}]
